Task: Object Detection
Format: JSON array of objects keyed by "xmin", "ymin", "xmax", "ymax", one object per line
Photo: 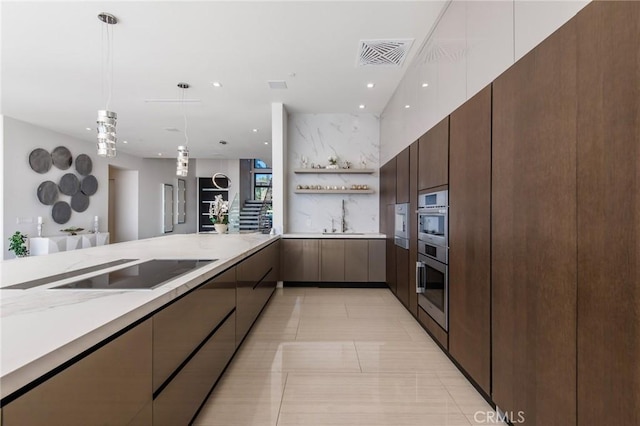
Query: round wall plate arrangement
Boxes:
[
  {"xmin": 37, "ymin": 181, "xmax": 59, "ymax": 205},
  {"xmin": 29, "ymin": 148, "xmax": 52, "ymax": 174},
  {"xmin": 75, "ymin": 154, "xmax": 93, "ymax": 176},
  {"xmin": 81, "ymin": 175, "xmax": 98, "ymax": 196},
  {"xmin": 52, "ymin": 201, "xmax": 72, "ymax": 224},
  {"xmin": 58, "ymin": 173, "xmax": 80, "ymax": 196},
  {"xmin": 71, "ymin": 192, "xmax": 90, "ymax": 212},
  {"xmin": 51, "ymin": 146, "xmax": 72, "ymax": 170}
]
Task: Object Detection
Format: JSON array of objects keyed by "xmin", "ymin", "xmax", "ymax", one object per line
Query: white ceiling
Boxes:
[{"xmin": 1, "ymin": 1, "xmax": 446, "ymax": 162}]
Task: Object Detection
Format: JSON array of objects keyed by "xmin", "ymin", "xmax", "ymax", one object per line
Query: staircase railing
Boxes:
[{"xmin": 257, "ymin": 182, "xmax": 273, "ymax": 234}]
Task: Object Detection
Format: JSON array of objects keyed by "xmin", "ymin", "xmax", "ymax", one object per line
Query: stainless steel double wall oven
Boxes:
[{"xmin": 416, "ymin": 189, "xmax": 449, "ymax": 331}]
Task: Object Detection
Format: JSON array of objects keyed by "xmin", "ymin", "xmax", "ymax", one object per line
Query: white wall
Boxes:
[
  {"xmin": 271, "ymin": 103, "xmax": 287, "ymax": 234},
  {"xmin": 380, "ymin": 0, "xmax": 590, "ymax": 164},
  {"xmin": 109, "ymin": 167, "xmax": 139, "ymax": 243},
  {"xmin": 287, "ymin": 113, "xmax": 380, "ymax": 234},
  {"xmin": 2, "ymin": 117, "xmax": 198, "ymax": 259}
]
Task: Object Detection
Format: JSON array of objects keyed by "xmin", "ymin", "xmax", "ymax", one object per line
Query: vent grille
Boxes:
[
  {"xmin": 268, "ymin": 80, "xmax": 288, "ymax": 90},
  {"xmin": 357, "ymin": 39, "xmax": 414, "ymax": 67}
]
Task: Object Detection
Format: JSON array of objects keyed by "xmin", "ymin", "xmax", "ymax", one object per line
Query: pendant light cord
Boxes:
[
  {"xmin": 101, "ymin": 20, "xmax": 114, "ymax": 111},
  {"xmin": 181, "ymin": 87, "xmax": 189, "ymax": 147}
]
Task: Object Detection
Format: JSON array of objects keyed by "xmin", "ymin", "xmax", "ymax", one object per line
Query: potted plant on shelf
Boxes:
[
  {"xmin": 209, "ymin": 195, "xmax": 229, "ymax": 234},
  {"xmin": 327, "ymin": 155, "xmax": 338, "ymax": 169},
  {"xmin": 8, "ymin": 231, "xmax": 29, "ymax": 258}
]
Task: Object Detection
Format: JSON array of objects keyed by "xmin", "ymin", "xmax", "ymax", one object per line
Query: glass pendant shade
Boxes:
[
  {"xmin": 97, "ymin": 110, "xmax": 117, "ymax": 157},
  {"xmin": 176, "ymin": 145, "xmax": 189, "ymax": 176}
]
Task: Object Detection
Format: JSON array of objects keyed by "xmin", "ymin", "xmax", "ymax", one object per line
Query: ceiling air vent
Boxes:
[
  {"xmin": 268, "ymin": 80, "xmax": 288, "ymax": 90},
  {"xmin": 357, "ymin": 39, "xmax": 414, "ymax": 67}
]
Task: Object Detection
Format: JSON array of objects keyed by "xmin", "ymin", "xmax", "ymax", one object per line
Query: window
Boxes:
[
  {"xmin": 254, "ymin": 173, "xmax": 272, "ymax": 200},
  {"xmin": 254, "ymin": 159, "xmax": 269, "ymax": 169}
]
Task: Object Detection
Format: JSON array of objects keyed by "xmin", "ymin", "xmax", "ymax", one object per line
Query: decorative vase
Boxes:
[
  {"xmin": 214, "ymin": 223, "xmax": 228, "ymax": 234},
  {"xmin": 326, "ymin": 164, "xmax": 338, "ymax": 169}
]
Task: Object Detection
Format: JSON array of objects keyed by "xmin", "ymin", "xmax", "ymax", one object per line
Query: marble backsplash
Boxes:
[{"xmin": 287, "ymin": 114, "xmax": 380, "ymax": 233}]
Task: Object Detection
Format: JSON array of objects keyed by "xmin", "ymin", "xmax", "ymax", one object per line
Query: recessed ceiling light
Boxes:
[
  {"xmin": 421, "ymin": 83, "xmax": 429, "ymax": 88},
  {"xmin": 359, "ymin": 104, "xmax": 366, "ymax": 109},
  {"xmin": 212, "ymin": 82, "xmax": 222, "ymax": 88},
  {"xmin": 264, "ymin": 142, "xmax": 269, "ymax": 145},
  {"xmin": 405, "ymin": 104, "xmax": 411, "ymax": 109},
  {"xmin": 252, "ymin": 128, "xmax": 258, "ymax": 133},
  {"xmin": 122, "ymin": 140, "xmax": 128, "ymax": 144},
  {"xmin": 158, "ymin": 152, "xmax": 163, "ymax": 156},
  {"xmin": 85, "ymin": 127, "xmax": 92, "ymax": 131},
  {"xmin": 366, "ymin": 83, "xmax": 375, "ymax": 89}
]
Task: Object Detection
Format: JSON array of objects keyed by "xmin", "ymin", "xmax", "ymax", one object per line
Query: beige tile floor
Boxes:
[{"xmin": 194, "ymin": 287, "xmax": 506, "ymax": 426}]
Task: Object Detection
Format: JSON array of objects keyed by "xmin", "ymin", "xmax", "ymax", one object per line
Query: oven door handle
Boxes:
[{"xmin": 416, "ymin": 261, "xmax": 425, "ymax": 294}]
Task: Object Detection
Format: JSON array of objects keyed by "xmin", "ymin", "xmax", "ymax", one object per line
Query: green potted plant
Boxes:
[{"xmin": 8, "ymin": 231, "xmax": 29, "ymax": 258}]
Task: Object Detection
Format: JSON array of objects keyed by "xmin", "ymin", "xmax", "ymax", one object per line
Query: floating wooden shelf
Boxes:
[
  {"xmin": 293, "ymin": 169, "xmax": 375, "ymax": 174},
  {"xmin": 294, "ymin": 189, "xmax": 375, "ymax": 194}
]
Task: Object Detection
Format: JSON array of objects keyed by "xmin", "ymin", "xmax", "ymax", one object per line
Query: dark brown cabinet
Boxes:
[
  {"xmin": 367, "ymin": 240, "xmax": 386, "ymax": 282},
  {"xmin": 320, "ymin": 240, "xmax": 346, "ymax": 281},
  {"xmin": 3, "ymin": 320, "xmax": 153, "ymax": 426},
  {"xmin": 408, "ymin": 140, "xmax": 419, "ymax": 316},
  {"xmin": 282, "ymin": 239, "xmax": 320, "ymax": 281},
  {"xmin": 395, "ymin": 246, "xmax": 409, "ymax": 308},
  {"xmin": 379, "ymin": 158, "xmax": 397, "ymax": 207},
  {"xmin": 385, "ymin": 204, "xmax": 396, "ymax": 293},
  {"xmin": 492, "ymin": 18, "xmax": 577, "ymax": 426},
  {"xmin": 395, "ymin": 147, "xmax": 410, "ymax": 204},
  {"xmin": 576, "ymin": 3, "xmax": 640, "ymax": 425},
  {"xmin": 448, "ymin": 85, "xmax": 492, "ymax": 395},
  {"xmin": 418, "ymin": 117, "xmax": 449, "ymax": 191},
  {"xmin": 345, "ymin": 240, "xmax": 369, "ymax": 282}
]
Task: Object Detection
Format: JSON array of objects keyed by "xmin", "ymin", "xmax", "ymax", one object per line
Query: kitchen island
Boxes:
[{"xmin": 0, "ymin": 232, "xmax": 279, "ymax": 425}]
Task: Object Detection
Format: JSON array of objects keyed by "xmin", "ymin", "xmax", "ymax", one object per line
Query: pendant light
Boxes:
[
  {"xmin": 97, "ymin": 12, "xmax": 118, "ymax": 158},
  {"xmin": 176, "ymin": 82, "xmax": 190, "ymax": 177}
]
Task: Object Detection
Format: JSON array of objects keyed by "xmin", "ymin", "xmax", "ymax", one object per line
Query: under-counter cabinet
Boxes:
[
  {"xmin": 3, "ymin": 320, "xmax": 153, "ymax": 426},
  {"xmin": 282, "ymin": 238, "xmax": 385, "ymax": 284},
  {"xmin": 152, "ymin": 267, "xmax": 236, "ymax": 426},
  {"xmin": 282, "ymin": 239, "xmax": 320, "ymax": 281},
  {"xmin": 448, "ymin": 85, "xmax": 492, "ymax": 395}
]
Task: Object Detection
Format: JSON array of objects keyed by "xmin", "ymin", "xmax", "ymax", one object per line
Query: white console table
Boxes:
[{"xmin": 29, "ymin": 233, "xmax": 110, "ymax": 256}]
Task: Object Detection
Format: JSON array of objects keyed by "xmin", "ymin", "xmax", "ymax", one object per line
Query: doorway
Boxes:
[{"xmin": 108, "ymin": 166, "xmax": 139, "ymax": 243}]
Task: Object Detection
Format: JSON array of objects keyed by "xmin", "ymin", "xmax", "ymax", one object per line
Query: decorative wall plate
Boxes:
[
  {"xmin": 71, "ymin": 192, "xmax": 90, "ymax": 212},
  {"xmin": 37, "ymin": 181, "xmax": 59, "ymax": 205},
  {"xmin": 52, "ymin": 201, "xmax": 72, "ymax": 224},
  {"xmin": 51, "ymin": 146, "xmax": 72, "ymax": 170},
  {"xmin": 29, "ymin": 148, "xmax": 52, "ymax": 174},
  {"xmin": 75, "ymin": 154, "xmax": 93, "ymax": 176},
  {"xmin": 58, "ymin": 173, "xmax": 80, "ymax": 196},
  {"xmin": 81, "ymin": 175, "xmax": 98, "ymax": 196}
]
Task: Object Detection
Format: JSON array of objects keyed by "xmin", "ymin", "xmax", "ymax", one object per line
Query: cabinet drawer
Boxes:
[
  {"xmin": 153, "ymin": 267, "xmax": 236, "ymax": 391},
  {"xmin": 3, "ymin": 320, "xmax": 152, "ymax": 426},
  {"xmin": 153, "ymin": 312, "xmax": 236, "ymax": 426}
]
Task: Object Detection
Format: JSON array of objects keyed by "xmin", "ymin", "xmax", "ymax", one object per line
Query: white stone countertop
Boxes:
[
  {"xmin": 0, "ymin": 232, "xmax": 279, "ymax": 401},
  {"xmin": 282, "ymin": 233, "xmax": 386, "ymax": 239}
]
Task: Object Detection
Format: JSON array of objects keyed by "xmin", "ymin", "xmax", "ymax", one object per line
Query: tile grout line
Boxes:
[{"xmin": 275, "ymin": 372, "xmax": 289, "ymax": 426}]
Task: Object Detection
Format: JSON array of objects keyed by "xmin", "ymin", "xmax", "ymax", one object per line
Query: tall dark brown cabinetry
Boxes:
[
  {"xmin": 395, "ymin": 147, "xmax": 410, "ymax": 204},
  {"xmin": 492, "ymin": 19, "xmax": 577, "ymax": 426},
  {"xmin": 395, "ymin": 148, "xmax": 410, "ymax": 307},
  {"xmin": 576, "ymin": 3, "xmax": 640, "ymax": 424},
  {"xmin": 408, "ymin": 141, "xmax": 419, "ymax": 316},
  {"xmin": 418, "ymin": 117, "xmax": 449, "ymax": 190},
  {"xmin": 448, "ymin": 85, "xmax": 492, "ymax": 395}
]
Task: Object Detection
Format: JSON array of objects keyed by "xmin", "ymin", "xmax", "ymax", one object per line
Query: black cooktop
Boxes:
[{"xmin": 52, "ymin": 259, "xmax": 215, "ymax": 290}]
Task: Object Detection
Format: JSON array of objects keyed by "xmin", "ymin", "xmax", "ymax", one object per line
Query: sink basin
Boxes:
[{"xmin": 322, "ymin": 232, "xmax": 365, "ymax": 235}]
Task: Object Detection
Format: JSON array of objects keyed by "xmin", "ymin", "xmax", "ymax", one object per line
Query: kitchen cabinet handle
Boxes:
[{"xmin": 416, "ymin": 261, "xmax": 425, "ymax": 294}]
